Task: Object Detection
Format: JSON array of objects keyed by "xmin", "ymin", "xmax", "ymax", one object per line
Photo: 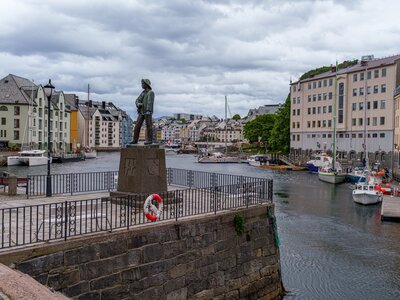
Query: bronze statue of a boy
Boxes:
[{"xmin": 131, "ymin": 79, "xmax": 154, "ymax": 145}]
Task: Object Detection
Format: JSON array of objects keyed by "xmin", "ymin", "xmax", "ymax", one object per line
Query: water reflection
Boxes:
[{"xmin": 1, "ymin": 152, "xmax": 400, "ymax": 299}]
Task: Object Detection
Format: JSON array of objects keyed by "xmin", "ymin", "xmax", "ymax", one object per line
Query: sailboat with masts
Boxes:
[
  {"xmin": 318, "ymin": 62, "xmax": 346, "ymax": 184},
  {"xmin": 198, "ymin": 96, "xmax": 241, "ymax": 163},
  {"xmin": 83, "ymin": 84, "xmax": 97, "ymax": 159}
]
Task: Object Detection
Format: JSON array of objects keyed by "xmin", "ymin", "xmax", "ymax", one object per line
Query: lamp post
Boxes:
[{"xmin": 44, "ymin": 79, "xmax": 54, "ymax": 197}]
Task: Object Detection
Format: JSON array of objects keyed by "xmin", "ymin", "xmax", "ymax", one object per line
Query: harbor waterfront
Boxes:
[{"xmin": 1, "ymin": 152, "xmax": 400, "ymax": 299}]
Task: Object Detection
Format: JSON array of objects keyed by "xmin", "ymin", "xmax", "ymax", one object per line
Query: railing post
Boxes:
[
  {"xmin": 175, "ymin": 191, "xmax": 178, "ymax": 221},
  {"xmin": 70, "ymin": 173, "xmax": 73, "ymax": 196},
  {"xmin": 64, "ymin": 201, "xmax": 68, "ymax": 241}
]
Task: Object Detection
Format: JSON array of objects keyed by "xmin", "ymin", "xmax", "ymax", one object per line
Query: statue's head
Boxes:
[{"xmin": 141, "ymin": 79, "xmax": 152, "ymax": 89}]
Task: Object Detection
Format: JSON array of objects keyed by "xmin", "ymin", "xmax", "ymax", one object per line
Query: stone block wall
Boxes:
[{"xmin": 1, "ymin": 204, "xmax": 283, "ymax": 300}]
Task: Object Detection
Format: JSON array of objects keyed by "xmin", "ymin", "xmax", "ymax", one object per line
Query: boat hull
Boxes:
[
  {"xmin": 306, "ymin": 163, "xmax": 319, "ymax": 174},
  {"xmin": 198, "ymin": 156, "xmax": 240, "ymax": 163},
  {"xmin": 84, "ymin": 151, "xmax": 97, "ymax": 159},
  {"xmin": 7, "ymin": 156, "xmax": 22, "ymax": 166},
  {"xmin": 318, "ymin": 172, "xmax": 346, "ymax": 184},
  {"xmin": 19, "ymin": 157, "xmax": 49, "ymax": 166},
  {"xmin": 352, "ymin": 191, "xmax": 382, "ymax": 205}
]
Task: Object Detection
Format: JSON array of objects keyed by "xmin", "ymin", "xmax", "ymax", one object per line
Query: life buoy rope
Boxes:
[{"xmin": 144, "ymin": 194, "xmax": 163, "ymax": 221}]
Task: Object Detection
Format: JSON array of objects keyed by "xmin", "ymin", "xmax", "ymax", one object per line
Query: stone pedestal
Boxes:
[{"xmin": 116, "ymin": 144, "xmax": 167, "ymax": 194}]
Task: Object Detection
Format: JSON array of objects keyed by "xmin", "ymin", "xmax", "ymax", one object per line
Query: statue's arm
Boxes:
[{"xmin": 145, "ymin": 91, "xmax": 155, "ymax": 115}]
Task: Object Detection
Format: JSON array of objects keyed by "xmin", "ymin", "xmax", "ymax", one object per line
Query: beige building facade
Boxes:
[{"xmin": 290, "ymin": 55, "xmax": 400, "ymax": 159}]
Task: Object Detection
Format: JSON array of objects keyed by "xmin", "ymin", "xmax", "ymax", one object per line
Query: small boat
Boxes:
[
  {"xmin": 260, "ymin": 165, "xmax": 308, "ymax": 171},
  {"xmin": 52, "ymin": 153, "xmax": 86, "ymax": 163},
  {"xmin": 306, "ymin": 152, "xmax": 332, "ymax": 174},
  {"xmin": 84, "ymin": 149, "xmax": 97, "ymax": 159},
  {"xmin": 7, "ymin": 155, "xmax": 21, "ymax": 166},
  {"xmin": 318, "ymin": 162, "xmax": 347, "ymax": 184},
  {"xmin": 247, "ymin": 155, "xmax": 270, "ymax": 167},
  {"xmin": 18, "ymin": 150, "xmax": 49, "ymax": 166},
  {"xmin": 346, "ymin": 167, "xmax": 368, "ymax": 183},
  {"xmin": 198, "ymin": 152, "xmax": 240, "ymax": 163},
  {"xmin": 352, "ymin": 175, "xmax": 383, "ymax": 205}
]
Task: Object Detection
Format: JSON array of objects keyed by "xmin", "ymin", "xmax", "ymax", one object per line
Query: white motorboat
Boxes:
[
  {"xmin": 247, "ymin": 155, "xmax": 270, "ymax": 167},
  {"xmin": 352, "ymin": 180, "xmax": 383, "ymax": 205},
  {"xmin": 18, "ymin": 150, "xmax": 49, "ymax": 166},
  {"xmin": 84, "ymin": 149, "xmax": 97, "ymax": 159},
  {"xmin": 198, "ymin": 152, "xmax": 240, "ymax": 163}
]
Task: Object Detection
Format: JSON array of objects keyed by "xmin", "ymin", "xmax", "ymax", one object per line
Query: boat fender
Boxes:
[{"xmin": 144, "ymin": 194, "xmax": 163, "ymax": 222}]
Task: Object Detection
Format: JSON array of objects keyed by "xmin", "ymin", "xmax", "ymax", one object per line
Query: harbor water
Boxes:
[{"xmin": 1, "ymin": 152, "xmax": 400, "ymax": 299}]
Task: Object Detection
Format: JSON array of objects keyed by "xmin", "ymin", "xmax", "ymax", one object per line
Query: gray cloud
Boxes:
[{"xmin": 1, "ymin": 0, "xmax": 400, "ymax": 119}]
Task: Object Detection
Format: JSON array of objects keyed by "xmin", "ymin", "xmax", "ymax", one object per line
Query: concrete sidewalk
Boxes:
[{"xmin": 0, "ymin": 190, "xmax": 110, "ymax": 209}]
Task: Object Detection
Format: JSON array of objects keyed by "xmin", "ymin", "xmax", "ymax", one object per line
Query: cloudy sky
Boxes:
[{"xmin": 1, "ymin": 0, "xmax": 400, "ymax": 119}]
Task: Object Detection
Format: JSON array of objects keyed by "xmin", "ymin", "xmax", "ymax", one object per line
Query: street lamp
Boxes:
[{"xmin": 44, "ymin": 79, "xmax": 54, "ymax": 197}]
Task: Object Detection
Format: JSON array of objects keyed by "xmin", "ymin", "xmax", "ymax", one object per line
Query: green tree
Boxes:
[
  {"xmin": 268, "ymin": 94, "xmax": 291, "ymax": 153},
  {"xmin": 232, "ymin": 114, "xmax": 241, "ymax": 121},
  {"xmin": 243, "ymin": 114, "xmax": 276, "ymax": 144}
]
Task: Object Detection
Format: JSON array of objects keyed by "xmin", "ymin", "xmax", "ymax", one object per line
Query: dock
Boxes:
[{"xmin": 381, "ymin": 195, "xmax": 400, "ymax": 222}]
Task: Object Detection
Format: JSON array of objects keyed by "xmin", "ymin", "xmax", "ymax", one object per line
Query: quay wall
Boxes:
[{"xmin": 0, "ymin": 204, "xmax": 283, "ymax": 300}]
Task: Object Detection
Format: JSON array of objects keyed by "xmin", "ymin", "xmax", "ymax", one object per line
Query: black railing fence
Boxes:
[
  {"xmin": 1, "ymin": 179, "xmax": 272, "ymax": 249},
  {"xmin": 26, "ymin": 168, "xmax": 271, "ymax": 198}
]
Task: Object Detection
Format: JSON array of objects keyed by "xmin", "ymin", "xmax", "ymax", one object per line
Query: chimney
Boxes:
[
  {"xmin": 89, "ymin": 100, "xmax": 92, "ymax": 107},
  {"xmin": 331, "ymin": 66, "xmax": 336, "ymax": 73},
  {"xmin": 102, "ymin": 101, "xmax": 106, "ymax": 109}
]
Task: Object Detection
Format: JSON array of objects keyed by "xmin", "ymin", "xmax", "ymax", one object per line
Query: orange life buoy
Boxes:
[{"xmin": 144, "ymin": 194, "xmax": 163, "ymax": 221}]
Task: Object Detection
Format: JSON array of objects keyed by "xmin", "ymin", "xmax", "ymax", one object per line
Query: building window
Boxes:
[
  {"xmin": 359, "ymin": 118, "xmax": 363, "ymax": 126},
  {"xmin": 358, "ymin": 133, "xmax": 363, "ymax": 138},
  {"xmin": 380, "ymin": 133, "xmax": 385, "ymax": 138},
  {"xmin": 318, "ymin": 94, "xmax": 321, "ymax": 101},
  {"xmin": 382, "ymin": 68, "xmax": 387, "ymax": 77},
  {"xmin": 329, "ymin": 92, "xmax": 332, "ymax": 100},
  {"xmin": 352, "ymin": 103, "xmax": 356, "ymax": 111},
  {"xmin": 353, "ymin": 73, "xmax": 357, "ymax": 81},
  {"xmin": 328, "ymin": 120, "xmax": 332, "ymax": 127},
  {"xmin": 359, "ymin": 102, "xmax": 363, "ymax": 110},
  {"xmin": 14, "ymin": 106, "xmax": 20, "ymax": 115},
  {"xmin": 360, "ymin": 72, "xmax": 364, "ymax": 81},
  {"xmin": 381, "ymin": 84, "xmax": 386, "ymax": 93},
  {"xmin": 373, "ymin": 85, "xmax": 378, "ymax": 93},
  {"xmin": 313, "ymin": 95, "xmax": 316, "ymax": 101},
  {"xmin": 292, "ymin": 135, "xmax": 295, "ymax": 141},
  {"xmin": 359, "ymin": 87, "xmax": 364, "ymax": 95},
  {"xmin": 367, "ymin": 71, "xmax": 371, "ymax": 79},
  {"xmin": 297, "ymin": 135, "xmax": 300, "ymax": 141},
  {"xmin": 1, "ymin": 118, "xmax": 5, "ymax": 125},
  {"xmin": 323, "ymin": 79, "xmax": 327, "ymax": 87},
  {"xmin": 367, "ymin": 118, "xmax": 370, "ymax": 126},
  {"xmin": 374, "ymin": 69, "xmax": 379, "ymax": 78},
  {"xmin": 307, "ymin": 121, "xmax": 310, "ymax": 128},
  {"xmin": 367, "ymin": 101, "xmax": 371, "ymax": 110},
  {"xmin": 323, "ymin": 106, "xmax": 326, "ymax": 113},
  {"xmin": 380, "ymin": 116, "xmax": 385, "ymax": 125},
  {"xmin": 372, "ymin": 117, "xmax": 377, "ymax": 126},
  {"xmin": 322, "ymin": 120, "xmax": 326, "ymax": 127},
  {"xmin": 381, "ymin": 100, "xmax": 386, "ymax": 109},
  {"xmin": 352, "ymin": 118, "xmax": 356, "ymax": 126},
  {"xmin": 14, "ymin": 119, "xmax": 20, "ymax": 128},
  {"xmin": 318, "ymin": 81, "xmax": 322, "ymax": 88},
  {"xmin": 308, "ymin": 108, "xmax": 311, "ymax": 114},
  {"xmin": 353, "ymin": 88, "xmax": 357, "ymax": 96},
  {"xmin": 373, "ymin": 101, "xmax": 378, "ymax": 109},
  {"xmin": 323, "ymin": 93, "xmax": 327, "ymax": 100},
  {"xmin": 14, "ymin": 130, "xmax": 19, "ymax": 140},
  {"xmin": 292, "ymin": 109, "xmax": 296, "ymax": 116},
  {"xmin": 308, "ymin": 95, "xmax": 311, "ymax": 102},
  {"xmin": 352, "ymin": 133, "xmax": 356, "ymax": 138},
  {"xmin": 308, "ymin": 83, "xmax": 311, "ymax": 89},
  {"xmin": 317, "ymin": 107, "xmax": 321, "ymax": 114},
  {"xmin": 372, "ymin": 133, "xmax": 378, "ymax": 138},
  {"xmin": 0, "ymin": 106, "xmax": 8, "ymax": 111},
  {"xmin": 312, "ymin": 107, "xmax": 316, "ymax": 114},
  {"xmin": 328, "ymin": 105, "xmax": 332, "ymax": 113},
  {"xmin": 313, "ymin": 82, "xmax": 316, "ymax": 89}
]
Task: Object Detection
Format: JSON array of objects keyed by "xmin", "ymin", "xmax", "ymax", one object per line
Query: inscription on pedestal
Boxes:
[
  {"xmin": 146, "ymin": 159, "xmax": 160, "ymax": 176},
  {"xmin": 124, "ymin": 158, "xmax": 137, "ymax": 176}
]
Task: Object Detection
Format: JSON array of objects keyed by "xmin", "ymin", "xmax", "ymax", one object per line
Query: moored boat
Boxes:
[
  {"xmin": 18, "ymin": 150, "xmax": 49, "ymax": 166},
  {"xmin": 307, "ymin": 152, "xmax": 332, "ymax": 173}
]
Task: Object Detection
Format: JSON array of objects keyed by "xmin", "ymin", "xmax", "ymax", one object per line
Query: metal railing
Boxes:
[
  {"xmin": 26, "ymin": 168, "xmax": 270, "ymax": 198},
  {"xmin": 1, "ymin": 179, "xmax": 272, "ymax": 249}
]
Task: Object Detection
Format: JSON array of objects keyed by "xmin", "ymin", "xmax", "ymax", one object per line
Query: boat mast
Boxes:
[
  {"xmin": 225, "ymin": 95, "xmax": 228, "ymax": 156},
  {"xmin": 87, "ymin": 84, "xmax": 90, "ymax": 148},
  {"xmin": 332, "ymin": 61, "xmax": 338, "ymax": 171}
]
